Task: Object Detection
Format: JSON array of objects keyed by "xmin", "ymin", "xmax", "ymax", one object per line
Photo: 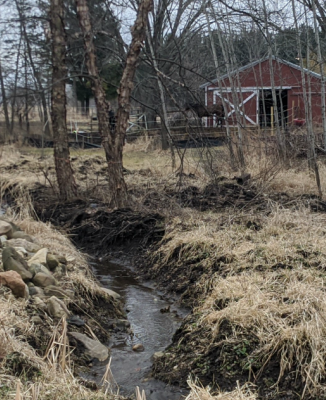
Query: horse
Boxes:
[{"xmin": 184, "ymin": 102, "xmax": 225, "ymax": 126}]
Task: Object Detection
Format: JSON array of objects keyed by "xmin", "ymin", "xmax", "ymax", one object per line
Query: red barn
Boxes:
[{"xmin": 200, "ymin": 56, "xmax": 325, "ymax": 128}]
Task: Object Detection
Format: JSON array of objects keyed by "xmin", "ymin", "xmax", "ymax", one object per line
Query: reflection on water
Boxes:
[{"xmin": 88, "ymin": 259, "xmax": 188, "ymax": 399}]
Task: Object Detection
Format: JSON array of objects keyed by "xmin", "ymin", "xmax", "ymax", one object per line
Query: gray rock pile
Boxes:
[
  {"xmin": 0, "ymin": 218, "xmax": 70, "ymax": 319},
  {"xmin": 0, "ymin": 217, "xmax": 121, "ymax": 362}
]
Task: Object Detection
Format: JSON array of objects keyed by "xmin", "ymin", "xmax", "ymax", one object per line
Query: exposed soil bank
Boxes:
[{"xmin": 26, "ymin": 167, "xmax": 326, "ymax": 399}]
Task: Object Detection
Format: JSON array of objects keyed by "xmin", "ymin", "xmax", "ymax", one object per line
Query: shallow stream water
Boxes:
[{"xmin": 87, "ymin": 259, "xmax": 188, "ymax": 399}]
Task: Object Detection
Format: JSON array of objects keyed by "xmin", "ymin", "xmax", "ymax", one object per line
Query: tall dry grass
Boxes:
[
  {"xmin": 186, "ymin": 380, "xmax": 257, "ymax": 400},
  {"xmin": 152, "ymin": 205, "xmax": 326, "ymax": 397},
  {"xmin": 0, "ymin": 187, "xmax": 125, "ymax": 399}
]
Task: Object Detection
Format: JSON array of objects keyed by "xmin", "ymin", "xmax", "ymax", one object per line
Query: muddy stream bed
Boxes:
[{"xmin": 84, "ymin": 259, "xmax": 189, "ymax": 399}]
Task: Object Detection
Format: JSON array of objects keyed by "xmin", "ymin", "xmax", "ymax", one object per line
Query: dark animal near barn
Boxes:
[{"xmin": 184, "ymin": 103, "xmax": 225, "ymax": 126}]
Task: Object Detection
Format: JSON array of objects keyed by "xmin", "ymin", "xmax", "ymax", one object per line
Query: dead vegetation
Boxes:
[
  {"xmin": 186, "ymin": 380, "xmax": 257, "ymax": 400},
  {"xmin": 0, "ymin": 184, "xmax": 126, "ymax": 399},
  {"xmin": 3, "ymin": 142, "xmax": 326, "ymax": 398},
  {"xmin": 149, "ymin": 206, "xmax": 326, "ymax": 398}
]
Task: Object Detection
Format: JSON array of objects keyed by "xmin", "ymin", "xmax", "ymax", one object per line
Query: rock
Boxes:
[
  {"xmin": 0, "ymin": 263, "xmax": 4, "ymax": 272},
  {"xmin": 28, "ymin": 248, "xmax": 48, "ymax": 267},
  {"xmin": 46, "ymin": 254, "xmax": 60, "ymax": 271},
  {"xmin": 11, "ymin": 231, "xmax": 35, "ymax": 242},
  {"xmin": 14, "ymin": 247, "xmax": 28, "ymax": 257},
  {"xmin": 33, "ymin": 272, "xmax": 56, "ymax": 288},
  {"xmin": 160, "ymin": 305, "xmax": 170, "ymax": 313},
  {"xmin": 116, "ymin": 319, "xmax": 130, "ymax": 329},
  {"xmin": 29, "ymin": 286, "xmax": 44, "ymax": 297},
  {"xmin": 108, "ymin": 319, "xmax": 130, "ymax": 329},
  {"xmin": 0, "ymin": 235, "xmax": 7, "ymax": 244},
  {"xmin": 0, "ymin": 218, "xmax": 21, "ymax": 234},
  {"xmin": 44, "ymin": 286, "xmax": 73, "ymax": 299},
  {"xmin": 33, "ymin": 296, "xmax": 47, "ymax": 310},
  {"xmin": 69, "ymin": 332, "xmax": 109, "ymax": 361},
  {"xmin": 57, "ymin": 255, "xmax": 67, "ymax": 265},
  {"xmin": 132, "ymin": 344, "xmax": 145, "ymax": 352},
  {"xmin": 0, "ymin": 270, "xmax": 29, "ymax": 298},
  {"xmin": 29, "ymin": 263, "xmax": 52, "ymax": 277},
  {"xmin": 53, "ymin": 265, "xmax": 67, "ymax": 277},
  {"xmin": 100, "ymin": 287, "xmax": 121, "ymax": 300},
  {"xmin": 2, "ymin": 247, "xmax": 33, "ymax": 282},
  {"xmin": 47, "ymin": 296, "xmax": 70, "ymax": 318},
  {"xmin": 0, "ymin": 221, "xmax": 12, "ymax": 238},
  {"xmin": 31, "ymin": 316, "xmax": 43, "ymax": 324},
  {"xmin": 67, "ymin": 315, "xmax": 85, "ymax": 327},
  {"xmin": 153, "ymin": 351, "xmax": 164, "ymax": 361},
  {"xmin": 6, "ymin": 239, "xmax": 41, "ymax": 253}
]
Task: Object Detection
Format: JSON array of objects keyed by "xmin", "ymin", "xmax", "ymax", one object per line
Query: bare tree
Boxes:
[
  {"xmin": 15, "ymin": 0, "xmax": 51, "ymax": 136},
  {"xmin": 75, "ymin": 0, "xmax": 153, "ymax": 207},
  {"xmin": 292, "ymin": 0, "xmax": 322, "ymax": 197},
  {"xmin": 0, "ymin": 60, "xmax": 10, "ymax": 139},
  {"xmin": 50, "ymin": 0, "xmax": 77, "ymax": 199},
  {"xmin": 312, "ymin": 0, "xmax": 326, "ymax": 150}
]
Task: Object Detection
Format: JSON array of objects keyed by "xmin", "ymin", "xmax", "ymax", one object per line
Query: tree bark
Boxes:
[
  {"xmin": 75, "ymin": 0, "xmax": 153, "ymax": 207},
  {"xmin": 10, "ymin": 33, "xmax": 22, "ymax": 139},
  {"xmin": 50, "ymin": 0, "xmax": 77, "ymax": 200},
  {"xmin": 0, "ymin": 60, "xmax": 10, "ymax": 141}
]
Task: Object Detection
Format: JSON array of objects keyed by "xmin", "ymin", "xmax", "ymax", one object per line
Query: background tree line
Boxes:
[{"xmin": 1, "ymin": 0, "xmax": 326, "ymax": 203}]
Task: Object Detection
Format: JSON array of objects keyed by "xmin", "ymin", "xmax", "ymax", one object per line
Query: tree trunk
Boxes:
[
  {"xmin": 10, "ymin": 33, "xmax": 22, "ymax": 139},
  {"xmin": 0, "ymin": 60, "xmax": 10, "ymax": 141},
  {"xmin": 24, "ymin": 51, "xmax": 30, "ymax": 138},
  {"xmin": 204, "ymin": 6, "xmax": 236, "ymax": 170},
  {"xmin": 75, "ymin": 0, "xmax": 153, "ymax": 207},
  {"xmin": 292, "ymin": 0, "xmax": 322, "ymax": 198},
  {"xmin": 85, "ymin": 96, "xmax": 90, "ymax": 115},
  {"xmin": 312, "ymin": 0, "xmax": 326, "ymax": 150},
  {"xmin": 146, "ymin": 27, "xmax": 170, "ymax": 151},
  {"xmin": 50, "ymin": 0, "xmax": 77, "ymax": 200},
  {"xmin": 15, "ymin": 0, "xmax": 50, "ymax": 136}
]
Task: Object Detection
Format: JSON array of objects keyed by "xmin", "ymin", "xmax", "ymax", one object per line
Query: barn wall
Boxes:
[{"xmin": 205, "ymin": 59, "xmax": 325, "ymax": 127}]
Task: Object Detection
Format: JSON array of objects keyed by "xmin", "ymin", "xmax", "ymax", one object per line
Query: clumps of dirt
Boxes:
[
  {"xmin": 172, "ymin": 180, "xmax": 326, "ymax": 213},
  {"xmin": 34, "ymin": 199, "xmax": 165, "ymax": 254},
  {"xmin": 153, "ymin": 269, "xmax": 326, "ymax": 398},
  {"xmin": 177, "ymin": 181, "xmax": 263, "ymax": 211},
  {"xmin": 152, "ymin": 317, "xmax": 259, "ymax": 390},
  {"xmin": 3, "ymin": 352, "xmax": 42, "ymax": 382}
]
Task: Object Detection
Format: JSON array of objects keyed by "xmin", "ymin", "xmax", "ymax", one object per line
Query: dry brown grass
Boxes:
[
  {"xmin": 202, "ymin": 268, "xmax": 326, "ymax": 396},
  {"xmin": 0, "ymin": 191, "xmax": 124, "ymax": 399},
  {"xmin": 0, "ymin": 286, "xmax": 122, "ymax": 400},
  {"xmin": 186, "ymin": 380, "xmax": 257, "ymax": 400},
  {"xmin": 157, "ymin": 205, "xmax": 326, "ymax": 273},
  {"xmin": 152, "ymin": 205, "xmax": 326, "ymax": 397}
]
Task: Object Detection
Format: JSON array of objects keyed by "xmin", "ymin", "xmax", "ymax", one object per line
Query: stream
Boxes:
[{"xmin": 87, "ymin": 259, "xmax": 189, "ymax": 399}]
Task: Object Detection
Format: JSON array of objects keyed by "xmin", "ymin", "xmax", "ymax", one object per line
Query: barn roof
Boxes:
[{"xmin": 199, "ymin": 56, "xmax": 322, "ymax": 89}]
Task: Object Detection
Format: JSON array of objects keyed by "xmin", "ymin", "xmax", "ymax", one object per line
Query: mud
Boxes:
[{"xmin": 152, "ymin": 317, "xmax": 305, "ymax": 399}]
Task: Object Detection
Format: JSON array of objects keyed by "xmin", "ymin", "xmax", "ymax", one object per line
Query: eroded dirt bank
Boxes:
[
  {"xmin": 31, "ymin": 180, "xmax": 326, "ymax": 399},
  {"xmin": 4, "ymin": 146, "xmax": 326, "ymax": 399}
]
